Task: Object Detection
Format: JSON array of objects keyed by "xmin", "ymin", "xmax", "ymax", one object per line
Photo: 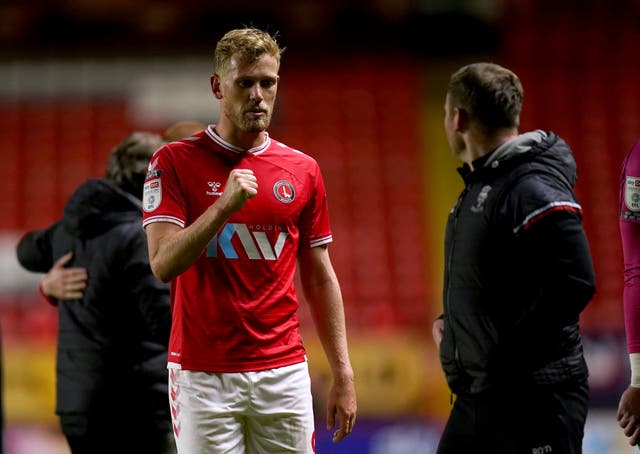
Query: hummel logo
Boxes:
[{"xmin": 207, "ymin": 181, "xmax": 223, "ymax": 196}]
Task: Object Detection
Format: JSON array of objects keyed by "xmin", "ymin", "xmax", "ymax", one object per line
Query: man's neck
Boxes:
[
  {"xmin": 464, "ymin": 128, "xmax": 518, "ymax": 168},
  {"xmin": 213, "ymin": 122, "xmax": 267, "ymax": 151}
]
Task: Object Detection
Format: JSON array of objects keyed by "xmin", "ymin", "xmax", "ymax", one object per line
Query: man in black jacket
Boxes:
[
  {"xmin": 16, "ymin": 131, "xmax": 174, "ymax": 454},
  {"xmin": 434, "ymin": 62, "xmax": 596, "ymax": 453}
]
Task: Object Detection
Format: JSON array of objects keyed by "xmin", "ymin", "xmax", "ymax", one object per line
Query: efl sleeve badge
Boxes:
[
  {"xmin": 143, "ymin": 178, "xmax": 162, "ymax": 212},
  {"xmin": 625, "ymin": 176, "xmax": 640, "ymax": 212}
]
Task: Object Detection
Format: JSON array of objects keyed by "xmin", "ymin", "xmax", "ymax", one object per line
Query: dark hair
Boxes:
[
  {"xmin": 447, "ymin": 62, "xmax": 523, "ymax": 130},
  {"xmin": 105, "ymin": 132, "xmax": 165, "ymax": 198}
]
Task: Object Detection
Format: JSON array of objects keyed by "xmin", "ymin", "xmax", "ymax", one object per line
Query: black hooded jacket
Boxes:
[
  {"xmin": 16, "ymin": 178, "xmax": 170, "ymax": 420},
  {"xmin": 439, "ymin": 130, "xmax": 596, "ymax": 395}
]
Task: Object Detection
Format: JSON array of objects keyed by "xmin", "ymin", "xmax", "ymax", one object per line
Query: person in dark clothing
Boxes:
[
  {"xmin": 434, "ymin": 62, "xmax": 596, "ymax": 453},
  {"xmin": 36, "ymin": 121, "xmax": 207, "ymax": 305},
  {"xmin": 16, "ymin": 131, "xmax": 175, "ymax": 454}
]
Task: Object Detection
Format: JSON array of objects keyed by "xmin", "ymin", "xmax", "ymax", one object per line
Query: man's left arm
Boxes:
[
  {"xmin": 519, "ymin": 210, "xmax": 596, "ymax": 325},
  {"xmin": 16, "ymin": 227, "xmax": 56, "ymax": 273},
  {"xmin": 298, "ymin": 244, "xmax": 357, "ymax": 443}
]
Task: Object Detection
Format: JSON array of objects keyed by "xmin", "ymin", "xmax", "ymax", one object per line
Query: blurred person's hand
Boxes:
[
  {"xmin": 617, "ymin": 385, "xmax": 640, "ymax": 446},
  {"xmin": 41, "ymin": 252, "xmax": 88, "ymax": 301},
  {"xmin": 432, "ymin": 316, "xmax": 444, "ymax": 348}
]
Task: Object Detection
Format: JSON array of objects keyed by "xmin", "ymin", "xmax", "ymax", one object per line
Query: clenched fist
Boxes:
[{"xmin": 216, "ymin": 169, "xmax": 258, "ymax": 215}]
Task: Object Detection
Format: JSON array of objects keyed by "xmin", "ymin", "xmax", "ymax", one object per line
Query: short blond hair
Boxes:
[{"xmin": 214, "ymin": 28, "xmax": 284, "ymax": 76}]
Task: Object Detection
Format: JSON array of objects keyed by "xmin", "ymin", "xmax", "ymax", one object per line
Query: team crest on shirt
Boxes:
[
  {"xmin": 145, "ymin": 159, "xmax": 162, "ymax": 179},
  {"xmin": 626, "ymin": 176, "xmax": 640, "ymax": 212},
  {"xmin": 273, "ymin": 180, "xmax": 295, "ymax": 203},
  {"xmin": 471, "ymin": 185, "xmax": 492, "ymax": 213},
  {"xmin": 143, "ymin": 178, "xmax": 162, "ymax": 212}
]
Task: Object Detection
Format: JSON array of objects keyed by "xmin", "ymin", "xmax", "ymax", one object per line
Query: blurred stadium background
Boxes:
[{"xmin": 0, "ymin": 0, "xmax": 639, "ymax": 452}]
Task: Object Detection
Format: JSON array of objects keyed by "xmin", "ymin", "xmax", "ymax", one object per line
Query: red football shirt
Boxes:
[{"xmin": 142, "ymin": 126, "xmax": 332, "ymax": 372}]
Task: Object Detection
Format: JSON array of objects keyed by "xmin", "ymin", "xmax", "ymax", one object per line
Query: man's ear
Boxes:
[
  {"xmin": 211, "ymin": 74, "xmax": 223, "ymax": 100},
  {"xmin": 454, "ymin": 107, "xmax": 469, "ymax": 132}
]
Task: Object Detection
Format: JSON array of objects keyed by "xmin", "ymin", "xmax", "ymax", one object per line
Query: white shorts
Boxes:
[{"xmin": 169, "ymin": 361, "xmax": 315, "ymax": 453}]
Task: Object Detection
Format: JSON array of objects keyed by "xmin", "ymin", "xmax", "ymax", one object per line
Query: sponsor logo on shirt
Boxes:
[
  {"xmin": 206, "ymin": 223, "xmax": 289, "ymax": 260},
  {"xmin": 626, "ymin": 176, "xmax": 640, "ymax": 211},
  {"xmin": 206, "ymin": 181, "xmax": 223, "ymax": 196}
]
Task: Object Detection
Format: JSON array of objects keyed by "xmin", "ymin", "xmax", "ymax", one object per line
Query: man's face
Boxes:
[{"xmin": 217, "ymin": 54, "xmax": 279, "ymax": 133}]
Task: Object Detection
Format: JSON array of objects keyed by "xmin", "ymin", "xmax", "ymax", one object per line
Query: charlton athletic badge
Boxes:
[
  {"xmin": 143, "ymin": 178, "xmax": 162, "ymax": 212},
  {"xmin": 626, "ymin": 176, "xmax": 640, "ymax": 212},
  {"xmin": 273, "ymin": 180, "xmax": 295, "ymax": 203}
]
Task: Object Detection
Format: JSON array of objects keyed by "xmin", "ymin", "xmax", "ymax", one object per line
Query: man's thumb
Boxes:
[{"xmin": 53, "ymin": 251, "xmax": 74, "ymax": 268}]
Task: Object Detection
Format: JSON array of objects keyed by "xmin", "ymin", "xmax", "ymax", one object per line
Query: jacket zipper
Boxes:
[{"xmin": 445, "ymin": 187, "xmax": 467, "ymax": 375}]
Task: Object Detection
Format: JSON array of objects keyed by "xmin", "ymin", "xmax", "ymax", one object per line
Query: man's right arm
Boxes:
[
  {"xmin": 146, "ymin": 168, "xmax": 258, "ymax": 282},
  {"xmin": 146, "ymin": 207, "xmax": 227, "ymax": 283}
]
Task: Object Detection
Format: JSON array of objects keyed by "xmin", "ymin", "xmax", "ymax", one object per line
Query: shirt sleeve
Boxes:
[
  {"xmin": 298, "ymin": 161, "xmax": 332, "ymax": 249},
  {"xmin": 142, "ymin": 145, "xmax": 186, "ymax": 229},
  {"xmin": 38, "ymin": 282, "xmax": 58, "ymax": 307}
]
